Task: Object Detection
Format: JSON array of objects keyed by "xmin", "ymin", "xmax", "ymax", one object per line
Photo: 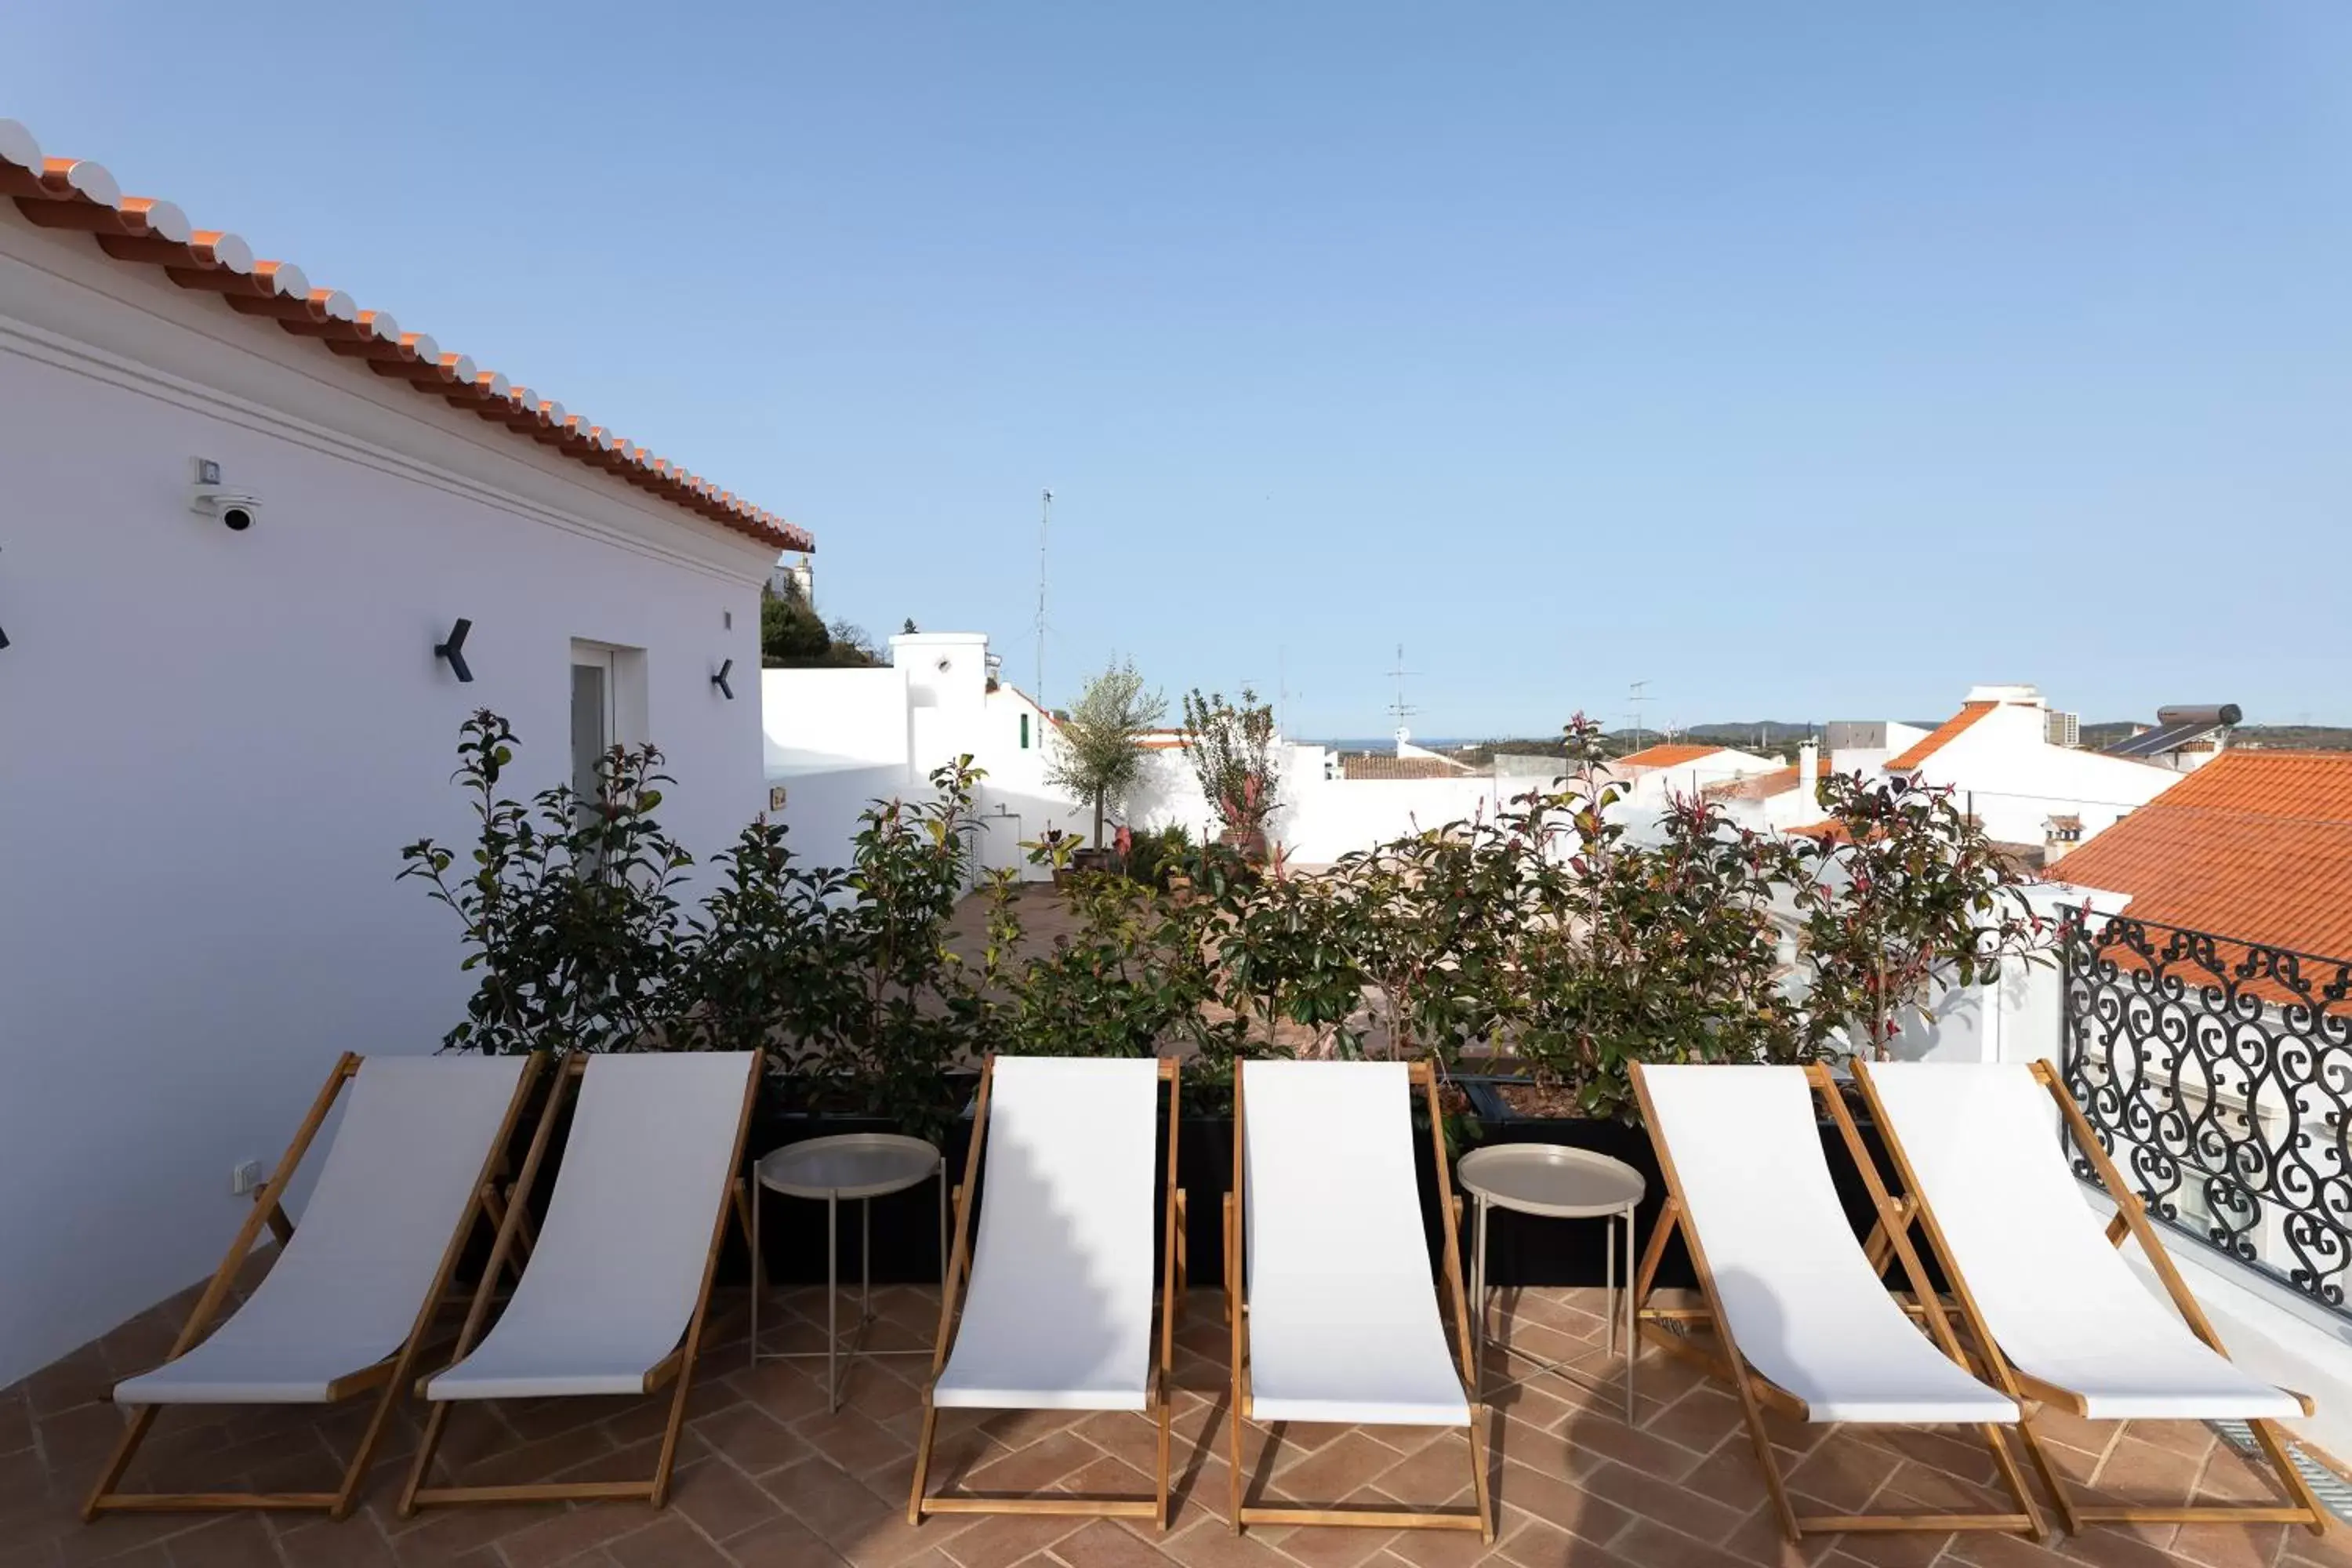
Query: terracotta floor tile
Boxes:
[
  {"xmin": 722, "ymin": 1510, "xmax": 851, "ymax": 1566},
  {"xmin": 670, "ymin": 1455, "xmax": 788, "ymax": 1542},
  {"xmin": 158, "ymin": 1513, "xmax": 281, "ymax": 1568},
  {"xmin": 691, "ymin": 1402, "xmax": 815, "ymax": 1478},
  {"xmin": 495, "ymin": 1504, "xmax": 663, "ymax": 1568},
  {"xmin": 1044, "ymin": 1519, "xmax": 1174, "ymax": 1568},
  {"xmin": 602, "ymin": 1512, "xmax": 733, "ymax": 1568},
  {"xmin": 2092, "ymin": 1438, "xmax": 2209, "ymax": 1509},
  {"xmin": 0, "ymin": 1287, "xmax": 2280, "ymax": 1568},
  {"xmin": 1570, "ymin": 1457, "xmax": 1748, "ymax": 1541},
  {"xmin": 2161, "ymin": 1520, "xmax": 2290, "ymax": 1568},
  {"xmin": 936, "ymin": 1511, "xmax": 1090, "ymax": 1568},
  {"xmin": 1610, "ymin": 1517, "xmax": 1783, "ymax": 1568},
  {"xmin": 2053, "ymin": 1526, "xmax": 2196, "ymax": 1568}
]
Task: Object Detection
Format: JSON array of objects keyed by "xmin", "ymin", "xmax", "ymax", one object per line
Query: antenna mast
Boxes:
[
  {"xmin": 1388, "ymin": 644, "xmax": 1420, "ymax": 746},
  {"xmin": 1034, "ymin": 488, "xmax": 1052, "ymax": 707},
  {"xmin": 1628, "ymin": 679, "xmax": 1650, "ymax": 750}
]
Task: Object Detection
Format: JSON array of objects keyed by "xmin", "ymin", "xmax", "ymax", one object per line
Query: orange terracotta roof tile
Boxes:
[
  {"xmin": 1885, "ymin": 702, "xmax": 1998, "ymax": 772},
  {"xmin": 1614, "ymin": 743, "xmax": 1721, "ymax": 771},
  {"xmin": 2049, "ymin": 751, "xmax": 2352, "ymax": 961},
  {"xmin": 0, "ymin": 121, "xmax": 810, "ymax": 555},
  {"xmin": 1704, "ymin": 764, "xmax": 1801, "ymax": 802},
  {"xmin": 1341, "ymin": 754, "xmax": 1473, "ymax": 781},
  {"xmin": 1783, "ymin": 820, "xmax": 1850, "ymax": 843}
]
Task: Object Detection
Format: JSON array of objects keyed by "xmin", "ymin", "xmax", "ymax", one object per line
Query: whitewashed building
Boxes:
[
  {"xmin": 1880, "ymin": 684, "xmax": 2181, "ymax": 853},
  {"xmin": 0, "ymin": 123, "xmax": 792, "ymax": 1386}
]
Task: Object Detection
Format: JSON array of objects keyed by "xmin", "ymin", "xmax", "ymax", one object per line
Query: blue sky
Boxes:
[{"xmin": 10, "ymin": 5, "xmax": 2350, "ymax": 737}]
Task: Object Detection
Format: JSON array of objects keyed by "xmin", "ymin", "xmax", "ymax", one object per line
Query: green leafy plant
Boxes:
[
  {"xmin": 1044, "ymin": 659, "xmax": 1167, "ymax": 846},
  {"xmin": 398, "ymin": 710, "xmax": 692, "ymax": 1056},
  {"xmin": 1789, "ymin": 770, "xmax": 2049, "ymax": 1058},
  {"xmin": 1180, "ymin": 688, "xmax": 1280, "ymax": 856}
]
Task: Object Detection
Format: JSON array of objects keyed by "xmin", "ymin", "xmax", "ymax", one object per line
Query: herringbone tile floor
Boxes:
[{"xmin": 3, "ymin": 1277, "xmax": 2343, "ymax": 1568}]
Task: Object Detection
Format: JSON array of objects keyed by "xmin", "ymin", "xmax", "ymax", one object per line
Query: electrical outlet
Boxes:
[{"xmin": 230, "ymin": 1160, "xmax": 263, "ymax": 1196}]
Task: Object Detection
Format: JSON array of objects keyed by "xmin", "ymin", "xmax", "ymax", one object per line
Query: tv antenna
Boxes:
[
  {"xmin": 1388, "ymin": 644, "xmax": 1420, "ymax": 743},
  {"xmin": 1628, "ymin": 679, "xmax": 1650, "ymax": 750},
  {"xmin": 1033, "ymin": 488, "xmax": 1052, "ymax": 707}
]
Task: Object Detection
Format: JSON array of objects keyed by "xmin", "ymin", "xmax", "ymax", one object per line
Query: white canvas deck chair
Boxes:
[
  {"xmin": 86, "ymin": 1051, "xmax": 542, "ymax": 1520},
  {"xmin": 398, "ymin": 1051, "xmax": 760, "ymax": 1513},
  {"xmin": 1628, "ymin": 1062, "xmax": 2046, "ymax": 1544},
  {"xmin": 1226, "ymin": 1059, "xmax": 1492, "ymax": 1541},
  {"xmin": 1853, "ymin": 1059, "xmax": 2328, "ymax": 1537},
  {"xmin": 908, "ymin": 1055, "xmax": 1184, "ymax": 1529}
]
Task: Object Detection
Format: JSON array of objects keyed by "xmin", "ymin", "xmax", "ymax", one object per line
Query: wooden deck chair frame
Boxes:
[
  {"xmin": 1628, "ymin": 1062, "xmax": 2046, "ymax": 1544},
  {"xmin": 1223, "ymin": 1059, "xmax": 1494, "ymax": 1542},
  {"xmin": 1849, "ymin": 1058, "xmax": 2328, "ymax": 1537},
  {"xmin": 907, "ymin": 1055, "xmax": 1185, "ymax": 1530},
  {"xmin": 397, "ymin": 1051, "xmax": 761, "ymax": 1513},
  {"xmin": 85, "ymin": 1051, "xmax": 546, "ymax": 1521}
]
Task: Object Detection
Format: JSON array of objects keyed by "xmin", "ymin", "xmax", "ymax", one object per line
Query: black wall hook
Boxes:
[
  {"xmin": 711, "ymin": 658, "xmax": 735, "ymax": 700},
  {"xmin": 435, "ymin": 618, "xmax": 474, "ymax": 683}
]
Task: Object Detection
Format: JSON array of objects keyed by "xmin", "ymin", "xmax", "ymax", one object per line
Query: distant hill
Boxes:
[
  {"xmin": 1452, "ymin": 724, "xmax": 1817, "ymax": 765},
  {"xmin": 1449, "ymin": 720, "xmax": 2352, "ymax": 767}
]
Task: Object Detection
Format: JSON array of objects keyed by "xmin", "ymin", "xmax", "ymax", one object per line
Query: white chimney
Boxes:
[{"xmin": 1798, "ymin": 740, "xmax": 1820, "ymax": 797}]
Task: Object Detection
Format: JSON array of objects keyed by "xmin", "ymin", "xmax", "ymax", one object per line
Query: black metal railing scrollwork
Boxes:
[{"xmin": 2060, "ymin": 909, "xmax": 2352, "ymax": 1315}]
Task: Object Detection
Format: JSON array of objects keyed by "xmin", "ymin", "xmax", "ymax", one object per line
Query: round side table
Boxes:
[
  {"xmin": 1455, "ymin": 1143, "xmax": 1646, "ymax": 1421},
  {"xmin": 753, "ymin": 1134, "xmax": 945, "ymax": 1412}
]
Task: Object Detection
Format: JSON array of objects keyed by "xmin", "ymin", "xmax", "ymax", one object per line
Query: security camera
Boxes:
[
  {"xmin": 194, "ymin": 492, "xmax": 261, "ymax": 532},
  {"xmin": 188, "ymin": 458, "xmax": 260, "ymax": 531}
]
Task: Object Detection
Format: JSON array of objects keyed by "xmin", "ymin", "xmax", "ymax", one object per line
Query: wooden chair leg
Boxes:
[
  {"xmin": 1467, "ymin": 1406, "xmax": 1494, "ymax": 1544},
  {"xmin": 1155, "ymin": 1377, "xmax": 1174, "ymax": 1531},
  {"xmin": 80, "ymin": 1406, "xmax": 161, "ymax": 1520},
  {"xmin": 328, "ymin": 1373, "xmax": 412, "ymax": 1519},
  {"xmin": 906, "ymin": 1401, "xmax": 940, "ymax": 1525},
  {"xmin": 2009, "ymin": 1418, "xmax": 2083, "ymax": 1536},
  {"xmin": 397, "ymin": 1400, "xmax": 456, "ymax": 1517},
  {"xmin": 1979, "ymin": 1423, "xmax": 2049, "ymax": 1543},
  {"xmin": 2252, "ymin": 1418, "xmax": 2330, "ymax": 1535}
]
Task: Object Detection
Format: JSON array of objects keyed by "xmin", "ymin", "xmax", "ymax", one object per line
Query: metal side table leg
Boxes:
[
  {"xmin": 750, "ymin": 1178, "xmax": 762, "ymax": 1370},
  {"xmin": 1624, "ymin": 1203, "xmax": 1638, "ymax": 1425},
  {"xmin": 1472, "ymin": 1193, "xmax": 1489, "ymax": 1396},
  {"xmin": 826, "ymin": 1189, "xmax": 840, "ymax": 1412}
]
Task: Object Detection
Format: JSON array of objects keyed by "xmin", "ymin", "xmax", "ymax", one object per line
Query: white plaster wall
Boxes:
[
  {"xmin": 1913, "ymin": 706, "xmax": 2180, "ymax": 845},
  {"xmin": 0, "ymin": 209, "xmax": 772, "ymax": 1387},
  {"xmin": 761, "ymin": 668, "xmax": 911, "ymax": 772}
]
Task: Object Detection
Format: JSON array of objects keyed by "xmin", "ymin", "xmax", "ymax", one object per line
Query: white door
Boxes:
[{"xmin": 977, "ymin": 811, "xmax": 1029, "ymax": 882}]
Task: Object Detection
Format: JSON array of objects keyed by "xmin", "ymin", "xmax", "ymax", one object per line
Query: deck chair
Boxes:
[
  {"xmin": 907, "ymin": 1055, "xmax": 1183, "ymax": 1529},
  {"xmin": 86, "ymin": 1051, "xmax": 542, "ymax": 1520},
  {"xmin": 1628, "ymin": 1062, "xmax": 2045, "ymax": 1544},
  {"xmin": 1853, "ymin": 1059, "xmax": 2328, "ymax": 1536},
  {"xmin": 398, "ymin": 1051, "xmax": 760, "ymax": 1513},
  {"xmin": 1226, "ymin": 1059, "xmax": 1492, "ymax": 1541}
]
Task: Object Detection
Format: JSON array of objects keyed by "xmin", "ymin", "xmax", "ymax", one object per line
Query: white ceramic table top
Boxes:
[
  {"xmin": 757, "ymin": 1134, "xmax": 941, "ymax": 1201},
  {"xmin": 1456, "ymin": 1142, "xmax": 1646, "ymax": 1218}
]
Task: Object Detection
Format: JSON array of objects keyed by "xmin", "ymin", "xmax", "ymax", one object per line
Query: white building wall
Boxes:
[
  {"xmin": 1911, "ymin": 703, "xmax": 2180, "ymax": 845},
  {"xmin": 0, "ymin": 210, "xmax": 773, "ymax": 1386}
]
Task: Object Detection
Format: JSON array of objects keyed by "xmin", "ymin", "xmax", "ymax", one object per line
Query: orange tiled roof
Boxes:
[
  {"xmin": 1885, "ymin": 702, "xmax": 1998, "ymax": 772},
  {"xmin": 1614, "ymin": 743, "xmax": 1721, "ymax": 771},
  {"xmin": 1704, "ymin": 764, "xmax": 1801, "ymax": 802},
  {"xmin": 2049, "ymin": 751, "xmax": 2352, "ymax": 960},
  {"xmin": 1341, "ymin": 754, "xmax": 1472, "ymax": 781},
  {"xmin": 0, "ymin": 121, "xmax": 809, "ymax": 555}
]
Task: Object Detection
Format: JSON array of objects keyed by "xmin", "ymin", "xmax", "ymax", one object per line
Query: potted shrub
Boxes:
[
  {"xmin": 1181, "ymin": 688, "xmax": 1280, "ymax": 862},
  {"xmin": 1044, "ymin": 658, "xmax": 1165, "ymax": 862}
]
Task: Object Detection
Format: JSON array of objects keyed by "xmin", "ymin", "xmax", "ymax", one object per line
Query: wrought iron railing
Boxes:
[{"xmin": 2060, "ymin": 910, "xmax": 2352, "ymax": 1315}]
